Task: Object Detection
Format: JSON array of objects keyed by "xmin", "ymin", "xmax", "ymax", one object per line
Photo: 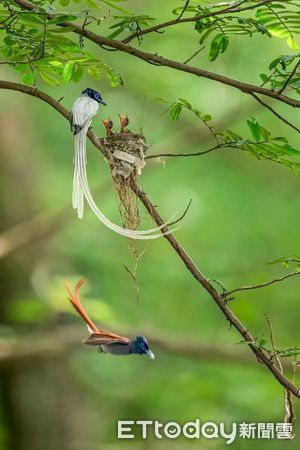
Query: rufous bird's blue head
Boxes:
[
  {"xmin": 132, "ymin": 336, "xmax": 155, "ymax": 359},
  {"xmin": 82, "ymin": 88, "xmax": 106, "ymax": 105}
]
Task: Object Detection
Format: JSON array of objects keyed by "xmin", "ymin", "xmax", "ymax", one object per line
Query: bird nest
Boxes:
[
  {"xmin": 104, "ymin": 131, "xmax": 148, "ymax": 180},
  {"xmin": 101, "ymin": 116, "xmax": 149, "ymax": 248}
]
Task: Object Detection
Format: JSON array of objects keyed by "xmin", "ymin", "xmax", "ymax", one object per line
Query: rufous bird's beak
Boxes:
[{"xmin": 147, "ymin": 350, "xmax": 155, "ymax": 360}]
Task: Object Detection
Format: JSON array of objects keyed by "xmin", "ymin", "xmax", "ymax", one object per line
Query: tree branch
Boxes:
[
  {"xmin": 129, "ymin": 179, "xmax": 300, "ymax": 398},
  {"xmin": 224, "ymin": 271, "xmax": 300, "ymax": 297},
  {"xmin": 122, "ymin": 0, "xmax": 275, "ymax": 43},
  {"xmin": 145, "ymin": 143, "xmax": 235, "ymax": 159},
  {"xmin": 1, "ymin": 79, "xmax": 299, "ymax": 398},
  {"xmin": 13, "ymin": 0, "xmax": 300, "ymax": 109},
  {"xmin": 0, "ymin": 80, "xmax": 107, "ymax": 158},
  {"xmin": 250, "ymin": 93, "xmax": 300, "ymax": 134}
]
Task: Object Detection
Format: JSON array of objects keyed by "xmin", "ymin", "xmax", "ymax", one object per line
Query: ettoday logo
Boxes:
[
  {"xmin": 117, "ymin": 420, "xmax": 294, "ymax": 443},
  {"xmin": 118, "ymin": 420, "xmax": 238, "ymax": 444}
]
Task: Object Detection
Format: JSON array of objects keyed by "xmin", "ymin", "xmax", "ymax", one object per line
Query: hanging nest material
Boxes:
[{"xmin": 101, "ymin": 115, "xmax": 149, "ymax": 249}]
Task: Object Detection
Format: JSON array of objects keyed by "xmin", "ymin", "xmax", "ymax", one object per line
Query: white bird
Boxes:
[{"xmin": 70, "ymin": 88, "xmax": 175, "ymax": 239}]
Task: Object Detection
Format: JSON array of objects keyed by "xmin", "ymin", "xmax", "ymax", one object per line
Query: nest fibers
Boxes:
[{"xmin": 103, "ymin": 129, "xmax": 148, "ymax": 235}]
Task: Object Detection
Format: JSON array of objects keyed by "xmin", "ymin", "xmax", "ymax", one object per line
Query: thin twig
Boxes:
[
  {"xmin": 123, "ymin": 264, "xmax": 141, "ymax": 302},
  {"xmin": 145, "ymin": 143, "xmax": 234, "ymax": 159},
  {"xmin": 224, "ymin": 271, "xmax": 300, "ymax": 297},
  {"xmin": 0, "ymin": 57, "xmax": 42, "ymax": 65},
  {"xmin": 266, "ymin": 316, "xmax": 295, "ymax": 424},
  {"xmin": 168, "ymin": 199, "xmax": 192, "ymax": 226},
  {"xmin": 122, "ymin": 0, "xmax": 274, "ymax": 43},
  {"xmin": 250, "ymin": 93, "xmax": 300, "ymax": 134},
  {"xmin": 278, "ymin": 59, "xmax": 300, "ymax": 95},
  {"xmin": 183, "ymin": 46, "xmax": 205, "ymax": 64},
  {"xmin": 266, "ymin": 315, "xmax": 283, "ymax": 372},
  {"xmin": 176, "ymin": 0, "xmax": 190, "ymax": 21}
]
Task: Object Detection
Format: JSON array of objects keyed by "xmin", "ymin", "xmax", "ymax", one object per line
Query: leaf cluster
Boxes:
[
  {"xmin": 268, "ymin": 255, "xmax": 300, "ymax": 269},
  {"xmin": 260, "ymin": 53, "xmax": 300, "ymax": 93},
  {"xmin": 160, "ymin": 97, "xmax": 300, "ymax": 172},
  {"xmin": 0, "ymin": 1, "xmax": 123, "ymax": 86}
]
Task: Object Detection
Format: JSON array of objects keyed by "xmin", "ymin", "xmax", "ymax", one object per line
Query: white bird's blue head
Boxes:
[{"xmin": 82, "ymin": 88, "xmax": 106, "ymax": 105}]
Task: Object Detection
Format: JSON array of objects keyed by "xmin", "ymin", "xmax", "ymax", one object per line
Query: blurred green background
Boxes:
[{"xmin": 0, "ymin": 1, "xmax": 299, "ymax": 449}]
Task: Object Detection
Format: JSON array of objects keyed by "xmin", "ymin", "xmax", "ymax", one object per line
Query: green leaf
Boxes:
[
  {"xmin": 49, "ymin": 60, "xmax": 63, "ymax": 67},
  {"xmin": 260, "ymin": 73, "xmax": 269, "ymax": 82},
  {"xmin": 88, "ymin": 65, "xmax": 102, "ymax": 80},
  {"xmin": 178, "ymin": 98, "xmax": 192, "ymax": 108},
  {"xmin": 269, "ymin": 57, "xmax": 280, "ymax": 70},
  {"xmin": 106, "ymin": 69, "xmax": 122, "ymax": 87},
  {"xmin": 19, "ymin": 14, "xmax": 44, "ymax": 24},
  {"xmin": 282, "ymin": 144, "xmax": 300, "ymax": 156},
  {"xmin": 208, "ymin": 34, "xmax": 229, "ymax": 62},
  {"xmin": 48, "ymin": 15, "xmax": 78, "ymax": 24},
  {"xmin": 227, "ymin": 130, "xmax": 243, "ymax": 141},
  {"xmin": 72, "ymin": 64, "xmax": 84, "ymax": 82},
  {"xmin": 62, "ymin": 62, "xmax": 75, "ymax": 83},
  {"xmin": 273, "ymin": 136, "xmax": 288, "ymax": 143},
  {"xmin": 48, "ymin": 26, "xmax": 77, "ymax": 33},
  {"xmin": 280, "ymin": 347, "xmax": 300, "ymax": 358},
  {"xmin": 14, "ymin": 63, "xmax": 29, "ymax": 73},
  {"xmin": 199, "ymin": 27, "xmax": 215, "ymax": 45},
  {"xmin": 156, "ymin": 97, "xmax": 170, "ymax": 104},
  {"xmin": 258, "ymin": 338, "xmax": 267, "ymax": 347},
  {"xmin": 209, "ymin": 34, "xmax": 222, "ymax": 62},
  {"xmin": 39, "ymin": 70, "xmax": 60, "ymax": 86},
  {"xmin": 107, "ymin": 28, "xmax": 124, "ymax": 39},
  {"xmin": 169, "ymin": 103, "xmax": 182, "ymax": 120},
  {"xmin": 220, "ymin": 35, "xmax": 229, "ymax": 54},
  {"xmin": 267, "ymin": 256, "xmax": 289, "ymax": 265},
  {"xmin": 247, "ymin": 119, "xmax": 261, "ymax": 142},
  {"xmin": 259, "ymin": 126, "xmax": 271, "ymax": 141},
  {"xmin": 22, "ymin": 72, "xmax": 35, "ymax": 85}
]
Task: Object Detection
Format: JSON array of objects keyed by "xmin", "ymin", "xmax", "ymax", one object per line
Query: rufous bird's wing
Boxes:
[
  {"xmin": 83, "ymin": 333, "xmax": 129, "ymax": 346},
  {"xmin": 64, "ymin": 279, "xmax": 130, "ymax": 343}
]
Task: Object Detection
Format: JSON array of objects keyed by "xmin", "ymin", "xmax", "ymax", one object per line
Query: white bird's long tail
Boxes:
[
  {"xmin": 73, "ymin": 132, "xmax": 85, "ymax": 219},
  {"xmin": 72, "ymin": 129, "xmax": 177, "ymax": 240}
]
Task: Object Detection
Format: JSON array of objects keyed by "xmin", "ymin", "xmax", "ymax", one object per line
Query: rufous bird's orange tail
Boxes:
[{"xmin": 64, "ymin": 279, "xmax": 99, "ymax": 333}]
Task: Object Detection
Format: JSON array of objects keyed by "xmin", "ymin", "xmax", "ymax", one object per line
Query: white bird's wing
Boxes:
[{"xmin": 71, "ymin": 96, "xmax": 99, "ymax": 134}]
